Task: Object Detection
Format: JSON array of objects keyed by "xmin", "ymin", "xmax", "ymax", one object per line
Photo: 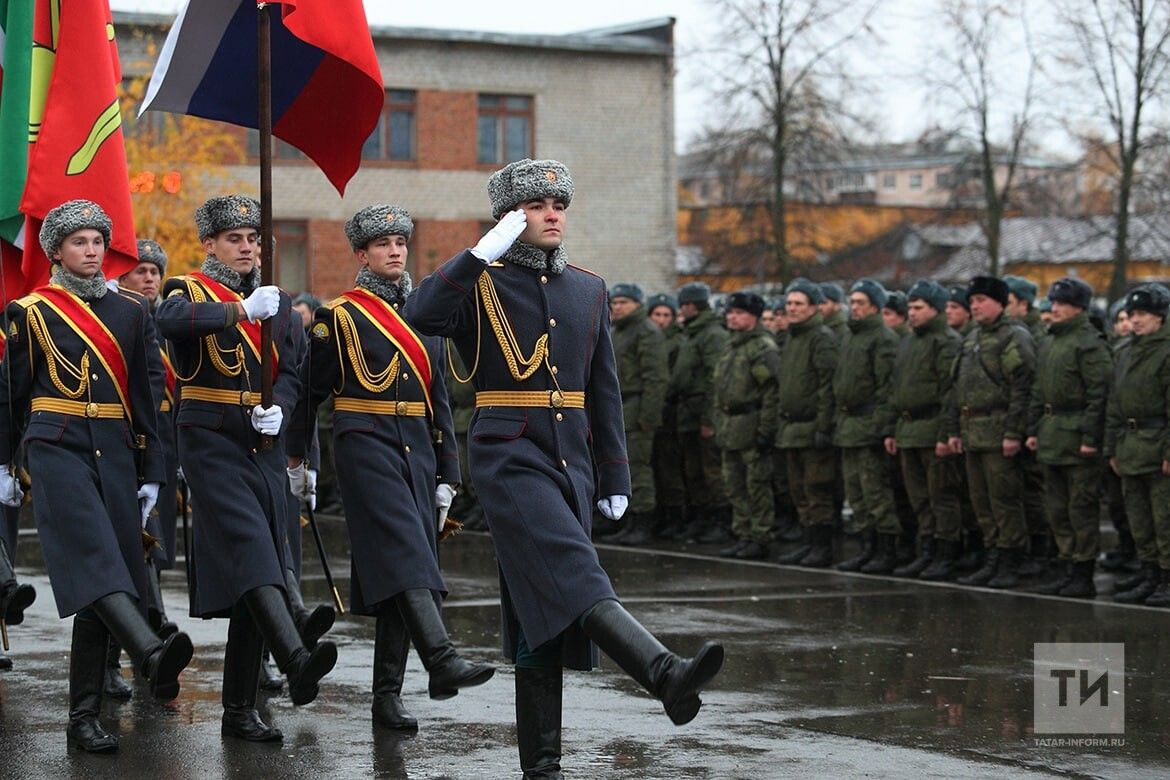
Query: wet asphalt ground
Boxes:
[{"xmin": 0, "ymin": 515, "xmax": 1167, "ymax": 779}]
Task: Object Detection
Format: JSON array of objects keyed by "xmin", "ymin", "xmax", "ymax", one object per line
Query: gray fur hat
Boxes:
[
  {"xmin": 786, "ymin": 277, "xmax": 824, "ymax": 305},
  {"xmin": 884, "ymin": 290, "xmax": 908, "ymax": 316},
  {"xmin": 908, "ymin": 279, "xmax": 949, "ymax": 314},
  {"xmin": 678, "ymin": 281, "xmax": 711, "ymax": 305},
  {"xmin": 488, "ymin": 158, "xmax": 574, "ymax": 218},
  {"xmin": 849, "ymin": 278, "xmax": 888, "ymax": 309},
  {"xmin": 39, "ymin": 199, "xmax": 112, "ymax": 260},
  {"xmin": 609, "ymin": 283, "xmax": 644, "ymax": 303},
  {"xmin": 195, "ymin": 194, "xmax": 261, "ymax": 241},
  {"xmin": 819, "ymin": 282, "xmax": 844, "ymax": 303},
  {"xmin": 345, "ymin": 204, "xmax": 413, "ymax": 250},
  {"xmin": 1047, "ymin": 277, "xmax": 1093, "ymax": 310},
  {"xmin": 647, "ymin": 293, "xmax": 678, "ymax": 313},
  {"xmin": 135, "ymin": 238, "xmax": 168, "ymax": 275}
]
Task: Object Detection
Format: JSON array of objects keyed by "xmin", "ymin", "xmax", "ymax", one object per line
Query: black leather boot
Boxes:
[
  {"xmin": 66, "ymin": 612, "xmax": 118, "ymax": 753},
  {"xmin": 516, "ymin": 666, "xmax": 564, "ymax": 779},
  {"xmin": 1034, "ymin": 561, "xmax": 1074, "ymax": 595},
  {"xmin": 919, "ymin": 539, "xmax": 958, "ymax": 581},
  {"xmin": 1114, "ymin": 562, "xmax": 1160, "ymax": 603},
  {"xmin": 243, "ymin": 585, "xmax": 337, "ymax": 706},
  {"xmin": 861, "ymin": 533, "xmax": 899, "ymax": 574},
  {"xmin": 144, "ymin": 560, "xmax": 178, "ymax": 639},
  {"xmin": 372, "ymin": 609, "xmax": 417, "ymax": 730},
  {"xmin": 1058, "ymin": 560, "xmax": 1097, "ymax": 599},
  {"xmin": 580, "ymin": 599, "xmax": 724, "ymax": 726},
  {"xmin": 1115, "ymin": 561, "xmax": 1154, "ymax": 592},
  {"xmin": 617, "ymin": 511, "xmax": 654, "ymax": 547},
  {"xmin": 284, "ymin": 568, "xmax": 335, "ymax": 649},
  {"xmin": 92, "ymin": 592, "xmax": 192, "ymax": 701},
  {"xmin": 893, "ymin": 536, "xmax": 935, "ymax": 578},
  {"xmin": 656, "ymin": 506, "xmax": 685, "ymax": 540},
  {"xmin": 798, "ymin": 525, "xmax": 833, "ymax": 568},
  {"xmin": 0, "ymin": 536, "xmax": 35, "ymax": 626},
  {"xmin": 987, "ymin": 548, "xmax": 1022, "ymax": 589},
  {"xmin": 719, "ymin": 538, "xmax": 749, "ymax": 558},
  {"xmin": 221, "ymin": 604, "xmax": 283, "ymax": 742},
  {"xmin": 1143, "ymin": 569, "xmax": 1170, "ymax": 607},
  {"xmin": 835, "ymin": 529, "xmax": 876, "ymax": 572},
  {"xmin": 258, "ymin": 647, "xmax": 283, "ymax": 692},
  {"xmin": 958, "ymin": 548, "xmax": 999, "ymax": 586},
  {"xmin": 395, "ymin": 589, "xmax": 494, "ymax": 700},
  {"xmin": 775, "ymin": 527, "xmax": 812, "ymax": 564},
  {"xmin": 103, "ymin": 639, "xmax": 132, "ymax": 700}
]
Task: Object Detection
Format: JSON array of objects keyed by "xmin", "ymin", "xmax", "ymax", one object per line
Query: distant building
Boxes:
[{"xmin": 116, "ymin": 13, "xmax": 678, "ymax": 298}]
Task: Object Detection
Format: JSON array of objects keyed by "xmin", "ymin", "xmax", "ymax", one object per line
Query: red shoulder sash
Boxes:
[
  {"xmin": 341, "ymin": 288, "xmax": 433, "ymax": 414},
  {"xmin": 188, "ymin": 272, "xmax": 278, "ymax": 379}
]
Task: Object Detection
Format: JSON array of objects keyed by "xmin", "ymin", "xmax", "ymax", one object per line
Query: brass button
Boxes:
[
  {"xmin": 555, "ymin": 413, "xmax": 563, "ymax": 421},
  {"xmin": 395, "ymin": 401, "xmax": 408, "ymax": 416},
  {"xmin": 404, "ymin": 445, "xmax": 412, "ymax": 454},
  {"xmin": 550, "ymin": 365, "xmax": 559, "ymax": 375},
  {"xmin": 549, "ymin": 318, "xmax": 557, "ymax": 327},
  {"xmin": 240, "ymin": 391, "xmax": 252, "ymax": 406},
  {"xmin": 550, "ymin": 391, "xmax": 565, "ymax": 408},
  {"xmin": 95, "ymin": 449, "xmax": 102, "ymax": 457},
  {"xmin": 560, "ymin": 458, "xmax": 567, "ymax": 468},
  {"xmin": 540, "ymin": 275, "xmax": 548, "ymax": 284},
  {"xmin": 85, "ymin": 402, "xmax": 99, "ymax": 418}
]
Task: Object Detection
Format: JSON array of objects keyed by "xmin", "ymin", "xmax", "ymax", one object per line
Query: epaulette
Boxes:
[
  {"xmin": 11, "ymin": 294, "xmax": 37, "ymax": 309},
  {"xmin": 325, "ymin": 296, "xmax": 347, "ymax": 310},
  {"xmin": 566, "ymin": 263, "xmax": 601, "ymax": 278},
  {"xmin": 485, "ymin": 261, "xmax": 505, "ymax": 268},
  {"xmin": 116, "ymin": 285, "xmax": 147, "ymax": 302}
]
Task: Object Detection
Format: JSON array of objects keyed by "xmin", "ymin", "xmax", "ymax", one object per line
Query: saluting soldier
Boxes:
[
  {"xmin": 408, "ymin": 158, "xmax": 724, "ymax": 778},
  {"xmin": 288, "ymin": 205, "xmax": 494, "ymax": 730},
  {"xmin": 647, "ymin": 293, "xmax": 688, "ymax": 539},
  {"xmin": 156, "ymin": 195, "xmax": 336, "ymax": 742},
  {"xmin": 0, "ymin": 201, "xmax": 193, "ymax": 752}
]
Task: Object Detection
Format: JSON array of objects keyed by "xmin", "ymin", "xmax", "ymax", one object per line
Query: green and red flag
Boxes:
[{"xmin": 0, "ymin": 0, "xmax": 34, "ymax": 294}]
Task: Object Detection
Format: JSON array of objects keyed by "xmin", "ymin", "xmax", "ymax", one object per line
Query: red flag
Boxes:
[{"xmin": 19, "ymin": 0, "xmax": 136, "ymax": 293}]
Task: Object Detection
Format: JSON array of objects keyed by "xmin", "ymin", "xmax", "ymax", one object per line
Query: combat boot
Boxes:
[
  {"xmin": 656, "ymin": 506, "xmax": 685, "ymax": 540},
  {"xmin": 958, "ymin": 548, "xmax": 999, "ymax": 586},
  {"xmin": 1034, "ymin": 561, "xmax": 1074, "ymax": 595},
  {"xmin": 680, "ymin": 506, "xmax": 707, "ymax": 541},
  {"xmin": 893, "ymin": 536, "xmax": 935, "ymax": 578},
  {"xmin": 0, "ymin": 543, "xmax": 34, "ymax": 627},
  {"xmin": 103, "ymin": 640, "xmax": 132, "ymax": 700},
  {"xmin": 221, "ymin": 604, "xmax": 282, "ymax": 742},
  {"xmin": 580, "ymin": 599, "xmax": 724, "ymax": 726},
  {"xmin": 775, "ymin": 527, "xmax": 812, "ymax": 564},
  {"xmin": 835, "ymin": 529, "xmax": 876, "ymax": 572},
  {"xmin": 798, "ymin": 525, "xmax": 833, "ymax": 568},
  {"xmin": 719, "ymin": 538, "xmax": 749, "ymax": 558},
  {"xmin": 1058, "ymin": 560, "xmax": 1097, "ymax": 599},
  {"xmin": 92, "ymin": 592, "xmax": 193, "ymax": 701},
  {"xmin": 617, "ymin": 511, "xmax": 655, "ymax": 547},
  {"xmin": 956, "ymin": 530, "xmax": 985, "ymax": 572},
  {"xmin": 1017, "ymin": 534, "xmax": 1051, "ymax": 577},
  {"xmin": 919, "ymin": 539, "xmax": 958, "ymax": 581},
  {"xmin": 1101, "ymin": 528, "xmax": 1136, "ymax": 572},
  {"xmin": 284, "ymin": 568, "xmax": 335, "ymax": 649},
  {"xmin": 243, "ymin": 585, "xmax": 338, "ymax": 706},
  {"xmin": 861, "ymin": 534, "xmax": 899, "ymax": 574},
  {"xmin": 1142, "ymin": 570, "xmax": 1170, "ymax": 607},
  {"xmin": 144, "ymin": 559, "xmax": 178, "ymax": 639},
  {"xmin": 516, "ymin": 666, "xmax": 564, "ymax": 779},
  {"xmin": 735, "ymin": 540, "xmax": 770, "ymax": 560},
  {"xmin": 66, "ymin": 612, "xmax": 118, "ymax": 753},
  {"xmin": 372, "ymin": 609, "xmax": 417, "ymax": 730},
  {"xmin": 395, "ymin": 589, "xmax": 494, "ymax": 699},
  {"xmin": 1114, "ymin": 562, "xmax": 1153, "ymax": 593},
  {"xmin": 696, "ymin": 507, "xmax": 733, "ymax": 544},
  {"xmin": 1114, "ymin": 563, "xmax": 1160, "ymax": 604},
  {"xmin": 987, "ymin": 548, "xmax": 1022, "ymax": 589}
]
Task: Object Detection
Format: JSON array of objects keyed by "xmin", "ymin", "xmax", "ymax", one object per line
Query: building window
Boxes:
[
  {"xmin": 363, "ymin": 89, "xmax": 416, "ymax": 161},
  {"xmin": 909, "ymin": 173, "xmax": 923, "ymax": 189},
  {"xmin": 477, "ymin": 94, "xmax": 533, "ymax": 164},
  {"xmin": 273, "ymin": 221, "xmax": 308, "ymax": 294},
  {"xmin": 882, "ymin": 173, "xmax": 896, "ymax": 189}
]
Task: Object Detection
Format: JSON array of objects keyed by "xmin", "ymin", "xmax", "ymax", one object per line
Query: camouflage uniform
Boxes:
[
  {"xmin": 675, "ymin": 306, "xmax": 730, "ymax": 534},
  {"xmin": 610, "ymin": 304, "xmax": 667, "ymax": 521},
  {"xmin": 653, "ymin": 316, "xmax": 688, "ymax": 528}
]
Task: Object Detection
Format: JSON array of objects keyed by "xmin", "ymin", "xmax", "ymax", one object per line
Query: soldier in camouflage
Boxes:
[
  {"xmin": 647, "ymin": 293, "xmax": 688, "ymax": 539},
  {"xmin": 819, "ymin": 283, "xmax": 849, "ymax": 342}
]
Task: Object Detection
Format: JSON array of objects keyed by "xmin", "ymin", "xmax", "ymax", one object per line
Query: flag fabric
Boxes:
[
  {"xmin": 0, "ymin": 0, "xmax": 34, "ymax": 296},
  {"xmin": 17, "ymin": 0, "xmax": 138, "ymax": 295},
  {"xmin": 141, "ymin": 0, "xmax": 384, "ymax": 196}
]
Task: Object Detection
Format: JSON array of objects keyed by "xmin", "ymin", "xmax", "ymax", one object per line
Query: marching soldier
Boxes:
[
  {"xmin": 408, "ymin": 158, "xmax": 724, "ymax": 778},
  {"xmin": 819, "ymin": 282, "xmax": 849, "ymax": 342},
  {"xmin": 775, "ymin": 278, "xmax": 839, "ymax": 567},
  {"xmin": 0, "ymin": 329, "xmax": 34, "ymax": 673},
  {"xmin": 886, "ymin": 281, "xmax": 963, "ymax": 580},
  {"xmin": 0, "ymin": 200, "xmax": 193, "ymax": 752},
  {"xmin": 288, "ymin": 204, "xmax": 494, "ymax": 730},
  {"xmin": 1026, "ymin": 277, "xmax": 1111, "ymax": 598},
  {"xmin": 713, "ymin": 292, "xmax": 781, "ymax": 560},
  {"xmin": 607, "ymin": 283, "xmax": 667, "ymax": 546},
  {"xmin": 832, "ymin": 280, "xmax": 900, "ymax": 573},
  {"xmin": 647, "ymin": 293, "xmax": 688, "ymax": 539},
  {"xmin": 948, "ymin": 276, "xmax": 1036, "ymax": 589},
  {"xmin": 156, "ymin": 195, "xmax": 337, "ymax": 742}
]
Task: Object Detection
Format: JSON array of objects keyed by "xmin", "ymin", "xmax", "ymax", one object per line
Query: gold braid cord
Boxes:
[
  {"xmin": 335, "ymin": 305, "xmax": 401, "ymax": 394},
  {"xmin": 478, "ymin": 272, "xmax": 548, "ymax": 382},
  {"xmin": 180, "ymin": 279, "xmax": 245, "ymax": 379},
  {"xmin": 27, "ymin": 306, "xmax": 89, "ymax": 398}
]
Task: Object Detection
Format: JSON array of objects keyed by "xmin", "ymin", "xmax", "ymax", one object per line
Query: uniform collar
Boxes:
[
  {"xmin": 501, "ymin": 240, "xmax": 567, "ymax": 275},
  {"xmin": 355, "ymin": 266, "xmax": 412, "ymax": 306},
  {"xmin": 200, "ymin": 256, "xmax": 260, "ymax": 295},
  {"xmin": 49, "ymin": 265, "xmax": 108, "ymax": 300}
]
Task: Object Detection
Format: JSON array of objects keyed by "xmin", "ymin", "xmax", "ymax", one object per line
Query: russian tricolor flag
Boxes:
[{"xmin": 141, "ymin": 0, "xmax": 384, "ymax": 195}]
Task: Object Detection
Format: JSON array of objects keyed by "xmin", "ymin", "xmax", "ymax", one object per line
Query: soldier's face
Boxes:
[
  {"xmin": 1114, "ymin": 311, "xmax": 1132, "ymax": 336},
  {"xmin": 774, "ymin": 310, "xmax": 788, "ymax": 330},
  {"xmin": 761, "ymin": 310, "xmax": 775, "ymax": 330},
  {"xmin": 725, "ymin": 308, "xmax": 758, "ymax": 332},
  {"xmin": 359, "ymin": 234, "xmax": 408, "ymax": 281},
  {"xmin": 883, "ymin": 309, "xmax": 906, "ymax": 329},
  {"xmin": 649, "ymin": 305, "xmax": 675, "ymax": 329},
  {"xmin": 609, "ymin": 296, "xmax": 639, "ymax": 321},
  {"xmin": 203, "ymin": 229, "xmax": 259, "ymax": 274},
  {"xmin": 1006, "ymin": 293, "xmax": 1029, "ymax": 319},
  {"xmin": 786, "ymin": 292, "xmax": 816, "ymax": 324},
  {"xmin": 293, "ymin": 303, "xmax": 314, "ymax": 328},
  {"xmin": 849, "ymin": 294, "xmax": 878, "ymax": 320},
  {"xmin": 946, "ymin": 301, "xmax": 969, "ymax": 328},
  {"xmin": 119, "ymin": 261, "xmax": 161, "ymax": 301},
  {"xmin": 678, "ymin": 301, "xmax": 699, "ymax": 321},
  {"xmin": 1129, "ymin": 310, "xmax": 1163, "ymax": 336},
  {"xmin": 970, "ymin": 293, "xmax": 1004, "ymax": 326},
  {"xmin": 819, "ymin": 299, "xmax": 838, "ymax": 317},
  {"xmin": 55, "ymin": 229, "xmax": 106, "ymax": 278},
  {"xmin": 517, "ymin": 198, "xmax": 566, "ymax": 251},
  {"xmin": 907, "ymin": 299, "xmax": 937, "ymax": 329},
  {"xmin": 1049, "ymin": 300, "xmax": 1081, "ymax": 323}
]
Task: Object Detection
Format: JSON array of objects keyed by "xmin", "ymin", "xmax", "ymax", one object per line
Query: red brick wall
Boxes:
[
  {"xmin": 411, "ymin": 219, "xmax": 482, "ymax": 277},
  {"xmin": 417, "ymin": 90, "xmax": 478, "ymax": 170}
]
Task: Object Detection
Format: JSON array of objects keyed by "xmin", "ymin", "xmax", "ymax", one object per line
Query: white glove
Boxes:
[
  {"xmin": 251, "ymin": 404, "xmax": 283, "ymax": 435},
  {"xmin": 596, "ymin": 495, "xmax": 628, "ymax": 521},
  {"xmin": 241, "ymin": 285, "xmax": 280, "ymax": 322},
  {"xmin": 435, "ymin": 483, "xmax": 457, "ymax": 532},
  {"xmin": 306, "ymin": 468, "xmax": 318, "ymax": 511},
  {"xmin": 287, "ymin": 462, "xmax": 308, "ymax": 498},
  {"xmin": 137, "ymin": 482, "xmax": 161, "ymax": 529},
  {"xmin": 470, "ymin": 210, "xmax": 526, "ymax": 263},
  {"xmin": 176, "ymin": 465, "xmax": 185, "ymax": 483},
  {"xmin": 0, "ymin": 466, "xmax": 22, "ymax": 508}
]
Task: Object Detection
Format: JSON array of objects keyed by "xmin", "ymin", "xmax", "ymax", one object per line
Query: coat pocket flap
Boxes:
[{"xmin": 473, "ymin": 412, "xmax": 527, "ymax": 441}]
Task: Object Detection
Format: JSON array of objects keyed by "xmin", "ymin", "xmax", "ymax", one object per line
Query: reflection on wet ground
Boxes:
[{"xmin": 0, "ymin": 518, "xmax": 1164, "ymax": 778}]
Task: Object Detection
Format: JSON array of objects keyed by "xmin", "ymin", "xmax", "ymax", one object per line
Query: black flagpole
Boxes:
[{"xmin": 257, "ymin": 2, "xmax": 274, "ymax": 449}]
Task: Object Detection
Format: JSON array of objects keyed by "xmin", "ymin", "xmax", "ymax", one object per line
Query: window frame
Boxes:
[{"xmin": 476, "ymin": 93, "xmax": 535, "ymax": 166}]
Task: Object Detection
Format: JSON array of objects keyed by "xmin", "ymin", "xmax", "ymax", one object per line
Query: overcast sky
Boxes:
[{"xmin": 111, "ymin": 0, "xmax": 1117, "ymax": 160}]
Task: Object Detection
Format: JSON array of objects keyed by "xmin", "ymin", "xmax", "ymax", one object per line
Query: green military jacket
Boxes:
[
  {"xmin": 1104, "ymin": 320, "xmax": 1170, "ymax": 476},
  {"xmin": 947, "ymin": 313, "xmax": 1036, "ymax": 451},
  {"xmin": 822, "ymin": 308, "xmax": 849, "ymax": 343},
  {"xmin": 673, "ymin": 307, "xmax": 729, "ymax": 432},
  {"xmin": 713, "ymin": 326, "xmax": 781, "ymax": 451},
  {"xmin": 832, "ymin": 313, "xmax": 899, "ymax": 447},
  {"xmin": 890, "ymin": 315, "xmax": 960, "ymax": 448},
  {"xmin": 775, "ymin": 313, "xmax": 838, "ymax": 449},
  {"xmin": 1022, "ymin": 310, "xmax": 1048, "ymax": 343},
  {"xmin": 659, "ymin": 322, "xmax": 686, "ymax": 432},
  {"xmin": 1027, "ymin": 312, "xmax": 1111, "ymax": 465},
  {"xmin": 611, "ymin": 306, "xmax": 667, "ymax": 433}
]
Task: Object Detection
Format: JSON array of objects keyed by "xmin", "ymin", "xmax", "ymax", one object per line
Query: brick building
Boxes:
[{"xmin": 116, "ymin": 13, "xmax": 677, "ymax": 299}]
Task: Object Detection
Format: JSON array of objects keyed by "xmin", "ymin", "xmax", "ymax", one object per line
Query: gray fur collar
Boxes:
[
  {"xmin": 501, "ymin": 240, "xmax": 567, "ymax": 275},
  {"xmin": 50, "ymin": 265, "xmax": 108, "ymax": 300},
  {"xmin": 200, "ymin": 256, "xmax": 260, "ymax": 294},
  {"xmin": 356, "ymin": 266, "xmax": 412, "ymax": 306}
]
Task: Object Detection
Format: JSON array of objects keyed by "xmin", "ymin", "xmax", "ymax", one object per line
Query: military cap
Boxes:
[
  {"xmin": 819, "ymin": 282, "xmax": 845, "ymax": 303},
  {"xmin": 785, "ymin": 277, "xmax": 824, "ymax": 305},
  {"xmin": 948, "ymin": 285, "xmax": 970, "ymax": 310},
  {"xmin": 292, "ymin": 292, "xmax": 323, "ymax": 311},
  {"xmin": 678, "ymin": 281, "xmax": 711, "ymax": 305},
  {"xmin": 609, "ymin": 283, "xmax": 644, "ymax": 303},
  {"xmin": 770, "ymin": 294, "xmax": 788, "ymax": 313},
  {"xmin": 135, "ymin": 238, "xmax": 168, "ymax": 275},
  {"xmin": 1003, "ymin": 274, "xmax": 1038, "ymax": 304},
  {"xmin": 725, "ymin": 291, "xmax": 766, "ymax": 317},
  {"xmin": 968, "ymin": 275, "xmax": 1010, "ymax": 307},
  {"xmin": 195, "ymin": 194, "xmax": 260, "ymax": 241},
  {"xmin": 39, "ymin": 199, "xmax": 112, "ymax": 260},
  {"xmin": 1037, "ymin": 297, "xmax": 1052, "ymax": 313},
  {"xmin": 884, "ymin": 290, "xmax": 908, "ymax": 316},
  {"xmin": 1108, "ymin": 298, "xmax": 1127, "ymax": 324},
  {"xmin": 488, "ymin": 158, "xmax": 574, "ymax": 219},
  {"xmin": 908, "ymin": 279, "xmax": 949, "ymax": 313},
  {"xmin": 849, "ymin": 278, "xmax": 888, "ymax": 309},
  {"xmin": 344, "ymin": 204, "xmax": 413, "ymax": 250},
  {"xmin": 1047, "ymin": 277, "xmax": 1093, "ymax": 310},
  {"xmin": 1124, "ymin": 283, "xmax": 1170, "ymax": 319},
  {"xmin": 646, "ymin": 292, "xmax": 677, "ymax": 313}
]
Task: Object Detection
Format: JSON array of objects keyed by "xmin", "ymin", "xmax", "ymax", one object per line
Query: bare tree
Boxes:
[
  {"xmin": 694, "ymin": 0, "xmax": 882, "ymax": 285},
  {"xmin": 1057, "ymin": 0, "xmax": 1170, "ymax": 300}
]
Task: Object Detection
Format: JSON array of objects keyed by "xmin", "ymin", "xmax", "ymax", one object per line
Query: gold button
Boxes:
[
  {"xmin": 404, "ymin": 445, "xmax": 412, "ymax": 453},
  {"xmin": 395, "ymin": 401, "xmax": 408, "ymax": 416},
  {"xmin": 560, "ymin": 459, "xmax": 567, "ymax": 468},
  {"xmin": 85, "ymin": 402, "xmax": 100, "ymax": 418},
  {"xmin": 540, "ymin": 275, "xmax": 548, "ymax": 284},
  {"xmin": 95, "ymin": 449, "xmax": 102, "ymax": 457},
  {"xmin": 549, "ymin": 318, "xmax": 557, "ymax": 327},
  {"xmin": 555, "ymin": 413, "xmax": 563, "ymax": 421},
  {"xmin": 550, "ymin": 365, "xmax": 559, "ymax": 375},
  {"xmin": 550, "ymin": 391, "xmax": 565, "ymax": 408}
]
